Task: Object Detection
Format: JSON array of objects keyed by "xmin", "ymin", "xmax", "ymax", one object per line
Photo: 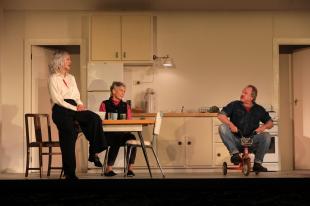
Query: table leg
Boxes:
[{"xmin": 138, "ymin": 131, "xmax": 152, "ymax": 178}]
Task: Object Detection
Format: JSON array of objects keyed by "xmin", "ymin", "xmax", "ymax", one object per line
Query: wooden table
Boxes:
[{"xmin": 102, "ymin": 119, "xmax": 155, "ymax": 177}]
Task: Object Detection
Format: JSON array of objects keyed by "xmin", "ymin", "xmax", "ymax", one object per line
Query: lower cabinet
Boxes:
[
  {"xmin": 133, "ymin": 117, "xmax": 213, "ymax": 168},
  {"xmin": 157, "ymin": 117, "xmax": 186, "ymax": 167},
  {"xmin": 136, "ymin": 117, "xmax": 212, "ymax": 168},
  {"xmin": 132, "ymin": 115, "xmax": 280, "ymax": 171},
  {"xmin": 185, "ymin": 118, "xmax": 213, "ymax": 167},
  {"xmin": 212, "ymin": 117, "xmax": 232, "ymax": 166}
]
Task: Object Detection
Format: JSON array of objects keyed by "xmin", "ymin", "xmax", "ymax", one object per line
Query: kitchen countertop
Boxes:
[{"xmin": 132, "ymin": 112, "xmax": 218, "ymax": 117}]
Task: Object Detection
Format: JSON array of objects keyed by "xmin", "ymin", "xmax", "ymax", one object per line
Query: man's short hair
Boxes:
[
  {"xmin": 247, "ymin": 85, "xmax": 258, "ymax": 102},
  {"xmin": 110, "ymin": 81, "xmax": 126, "ymax": 93}
]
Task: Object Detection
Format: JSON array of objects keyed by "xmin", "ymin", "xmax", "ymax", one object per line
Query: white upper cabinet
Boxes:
[
  {"xmin": 90, "ymin": 15, "xmax": 153, "ymax": 62},
  {"xmin": 91, "ymin": 15, "xmax": 122, "ymax": 61}
]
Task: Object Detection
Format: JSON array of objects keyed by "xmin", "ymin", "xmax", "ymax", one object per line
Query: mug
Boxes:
[
  {"xmin": 119, "ymin": 113, "xmax": 127, "ymax": 120},
  {"xmin": 108, "ymin": 113, "xmax": 118, "ymax": 120}
]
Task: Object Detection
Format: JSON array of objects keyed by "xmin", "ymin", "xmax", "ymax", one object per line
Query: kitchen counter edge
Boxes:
[{"xmin": 132, "ymin": 112, "xmax": 218, "ymax": 117}]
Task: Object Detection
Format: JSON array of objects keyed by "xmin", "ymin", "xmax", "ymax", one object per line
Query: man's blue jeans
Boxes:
[{"xmin": 218, "ymin": 124, "xmax": 271, "ymax": 164}]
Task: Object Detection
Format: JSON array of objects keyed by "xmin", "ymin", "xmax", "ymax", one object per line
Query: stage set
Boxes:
[
  {"xmin": 8, "ymin": 117, "xmax": 310, "ymax": 204},
  {"xmin": 1, "ymin": 170, "xmax": 310, "ymax": 205}
]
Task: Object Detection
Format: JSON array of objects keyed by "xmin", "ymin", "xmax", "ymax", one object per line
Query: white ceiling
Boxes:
[{"xmin": 2, "ymin": 0, "xmax": 310, "ymax": 11}]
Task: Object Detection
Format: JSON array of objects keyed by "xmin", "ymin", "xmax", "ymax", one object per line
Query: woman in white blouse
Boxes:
[{"xmin": 48, "ymin": 50, "xmax": 107, "ymax": 180}]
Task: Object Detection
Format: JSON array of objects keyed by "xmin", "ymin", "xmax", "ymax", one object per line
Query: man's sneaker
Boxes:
[
  {"xmin": 253, "ymin": 163, "xmax": 268, "ymax": 172},
  {"xmin": 230, "ymin": 153, "xmax": 240, "ymax": 165}
]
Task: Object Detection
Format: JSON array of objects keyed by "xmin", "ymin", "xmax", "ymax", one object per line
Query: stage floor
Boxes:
[
  {"xmin": 1, "ymin": 169, "xmax": 310, "ymax": 180},
  {"xmin": 1, "ymin": 170, "xmax": 310, "ymax": 205}
]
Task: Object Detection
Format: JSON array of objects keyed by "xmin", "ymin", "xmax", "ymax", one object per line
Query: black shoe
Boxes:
[
  {"xmin": 127, "ymin": 170, "xmax": 135, "ymax": 177},
  {"xmin": 88, "ymin": 155, "xmax": 103, "ymax": 167},
  {"xmin": 253, "ymin": 163, "xmax": 268, "ymax": 172},
  {"xmin": 230, "ymin": 153, "xmax": 240, "ymax": 165},
  {"xmin": 104, "ymin": 170, "xmax": 117, "ymax": 177},
  {"xmin": 64, "ymin": 174, "xmax": 79, "ymax": 180}
]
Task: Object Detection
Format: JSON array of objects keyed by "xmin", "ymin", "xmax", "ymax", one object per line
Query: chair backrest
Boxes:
[
  {"xmin": 25, "ymin": 113, "xmax": 52, "ymax": 144},
  {"xmin": 153, "ymin": 111, "xmax": 163, "ymax": 136}
]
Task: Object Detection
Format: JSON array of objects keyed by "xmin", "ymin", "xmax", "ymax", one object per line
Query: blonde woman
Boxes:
[{"xmin": 48, "ymin": 50, "xmax": 107, "ymax": 180}]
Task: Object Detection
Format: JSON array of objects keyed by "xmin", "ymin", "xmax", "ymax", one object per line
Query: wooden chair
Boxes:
[
  {"xmin": 125, "ymin": 112, "xmax": 165, "ymax": 177},
  {"xmin": 25, "ymin": 113, "xmax": 63, "ymax": 178}
]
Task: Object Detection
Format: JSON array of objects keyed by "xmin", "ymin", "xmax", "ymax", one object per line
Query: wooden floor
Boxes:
[
  {"xmin": 1, "ymin": 170, "xmax": 310, "ymax": 205},
  {"xmin": 2, "ymin": 169, "xmax": 310, "ymax": 179}
]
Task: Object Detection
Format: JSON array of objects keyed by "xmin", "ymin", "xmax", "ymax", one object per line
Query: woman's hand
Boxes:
[{"xmin": 77, "ymin": 104, "xmax": 86, "ymax": 111}]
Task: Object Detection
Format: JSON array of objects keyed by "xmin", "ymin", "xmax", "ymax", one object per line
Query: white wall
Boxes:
[
  {"xmin": 0, "ymin": 0, "xmax": 4, "ymax": 172},
  {"xmin": 125, "ymin": 12, "xmax": 274, "ymax": 112},
  {"xmin": 1, "ymin": 10, "xmax": 310, "ymax": 172},
  {"xmin": 1, "ymin": 11, "xmax": 87, "ymax": 172}
]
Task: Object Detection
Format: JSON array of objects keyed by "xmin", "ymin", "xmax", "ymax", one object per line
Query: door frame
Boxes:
[
  {"xmin": 273, "ymin": 38, "xmax": 310, "ymax": 170},
  {"xmin": 23, "ymin": 38, "xmax": 86, "ymax": 171}
]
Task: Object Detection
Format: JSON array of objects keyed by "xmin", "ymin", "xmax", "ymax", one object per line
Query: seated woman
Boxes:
[
  {"xmin": 99, "ymin": 81, "xmax": 136, "ymax": 177},
  {"xmin": 48, "ymin": 50, "xmax": 108, "ymax": 180}
]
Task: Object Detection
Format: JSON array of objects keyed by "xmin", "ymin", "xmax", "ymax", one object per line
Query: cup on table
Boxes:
[
  {"xmin": 119, "ymin": 113, "xmax": 127, "ymax": 120},
  {"xmin": 96, "ymin": 112, "xmax": 106, "ymax": 120},
  {"xmin": 108, "ymin": 112, "xmax": 118, "ymax": 120}
]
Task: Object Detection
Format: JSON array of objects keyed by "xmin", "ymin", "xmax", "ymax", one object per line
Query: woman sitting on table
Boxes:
[
  {"xmin": 48, "ymin": 50, "xmax": 108, "ymax": 180},
  {"xmin": 99, "ymin": 81, "xmax": 136, "ymax": 177}
]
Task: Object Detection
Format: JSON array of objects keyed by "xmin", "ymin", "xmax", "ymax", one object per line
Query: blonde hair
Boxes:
[{"xmin": 48, "ymin": 50, "xmax": 69, "ymax": 74}]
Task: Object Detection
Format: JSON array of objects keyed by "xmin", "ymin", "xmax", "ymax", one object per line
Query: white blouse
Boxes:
[{"xmin": 48, "ymin": 73, "xmax": 83, "ymax": 111}]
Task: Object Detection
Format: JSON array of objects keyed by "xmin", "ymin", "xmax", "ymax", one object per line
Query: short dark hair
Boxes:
[
  {"xmin": 246, "ymin": 85, "xmax": 258, "ymax": 102},
  {"xmin": 110, "ymin": 81, "xmax": 126, "ymax": 96}
]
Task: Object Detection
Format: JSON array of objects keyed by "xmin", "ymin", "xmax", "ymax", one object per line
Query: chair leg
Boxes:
[
  {"xmin": 39, "ymin": 147, "xmax": 43, "ymax": 178},
  {"xmin": 101, "ymin": 147, "xmax": 109, "ymax": 175},
  {"xmin": 125, "ymin": 145, "xmax": 133, "ymax": 176},
  {"xmin": 25, "ymin": 147, "xmax": 30, "ymax": 177},
  {"xmin": 123, "ymin": 146, "xmax": 127, "ymax": 173},
  {"xmin": 47, "ymin": 147, "xmax": 52, "ymax": 176},
  {"xmin": 59, "ymin": 168, "xmax": 64, "ymax": 179},
  {"xmin": 151, "ymin": 147, "xmax": 165, "ymax": 178}
]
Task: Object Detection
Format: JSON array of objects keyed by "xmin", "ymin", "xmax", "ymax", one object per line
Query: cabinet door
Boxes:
[
  {"xmin": 91, "ymin": 15, "xmax": 121, "ymax": 61},
  {"xmin": 185, "ymin": 118, "xmax": 213, "ymax": 166},
  {"xmin": 121, "ymin": 15, "xmax": 152, "ymax": 61},
  {"xmin": 157, "ymin": 117, "xmax": 186, "ymax": 167},
  {"xmin": 213, "ymin": 143, "xmax": 231, "ymax": 166}
]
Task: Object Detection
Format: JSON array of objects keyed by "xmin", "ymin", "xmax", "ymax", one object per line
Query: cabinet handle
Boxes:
[
  {"xmin": 123, "ymin": 52, "xmax": 126, "ymax": 58},
  {"xmin": 217, "ymin": 153, "xmax": 221, "ymax": 157},
  {"xmin": 115, "ymin": 52, "xmax": 119, "ymax": 58},
  {"xmin": 178, "ymin": 141, "xmax": 182, "ymax": 145},
  {"xmin": 187, "ymin": 141, "xmax": 191, "ymax": 145}
]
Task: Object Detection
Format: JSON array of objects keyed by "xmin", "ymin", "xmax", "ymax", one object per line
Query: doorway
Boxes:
[
  {"xmin": 278, "ymin": 43, "xmax": 310, "ymax": 170},
  {"xmin": 26, "ymin": 43, "xmax": 87, "ymax": 173}
]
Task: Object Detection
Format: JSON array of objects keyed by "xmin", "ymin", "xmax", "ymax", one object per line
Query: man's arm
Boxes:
[
  {"xmin": 217, "ymin": 113, "xmax": 238, "ymax": 133},
  {"xmin": 255, "ymin": 120, "xmax": 273, "ymax": 133}
]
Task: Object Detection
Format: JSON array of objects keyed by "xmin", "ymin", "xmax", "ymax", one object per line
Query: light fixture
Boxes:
[{"xmin": 153, "ymin": 55, "xmax": 175, "ymax": 68}]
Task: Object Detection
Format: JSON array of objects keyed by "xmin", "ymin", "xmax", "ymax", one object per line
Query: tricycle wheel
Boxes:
[{"xmin": 242, "ymin": 158, "xmax": 251, "ymax": 176}]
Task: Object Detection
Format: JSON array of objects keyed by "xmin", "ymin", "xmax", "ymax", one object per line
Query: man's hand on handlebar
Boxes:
[
  {"xmin": 229, "ymin": 123, "xmax": 238, "ymax": 133},
  {"xmin": 255, "ymin": 126, "xmax": 266, "ymax": 134}
]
